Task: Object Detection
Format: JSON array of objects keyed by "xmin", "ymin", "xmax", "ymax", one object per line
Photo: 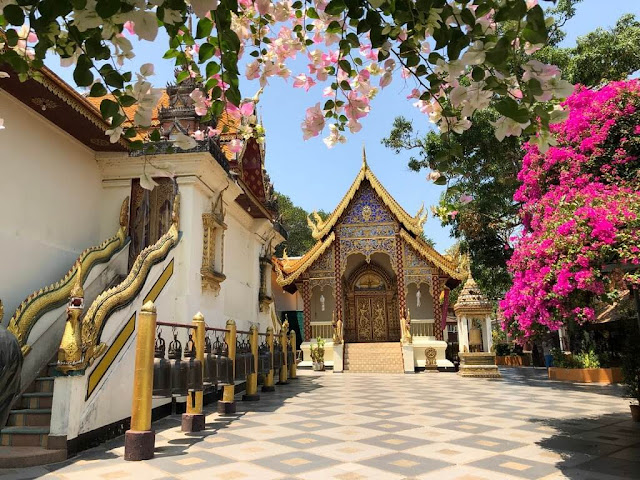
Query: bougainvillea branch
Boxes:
[
  {"xmin": 500, "ymin": 80, "xmax": 640, "ymax": 340},
  {"xmin": 0, "ymin": 0, "xmax": 570, "ymax": 152}
]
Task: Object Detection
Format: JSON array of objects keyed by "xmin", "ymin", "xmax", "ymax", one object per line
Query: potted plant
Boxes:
[
  {"xmin": 621, "ymin": 333, "xmax": 640, "ymax": 422},
  {"xmin": 310, "ymin": 337, "xmax": 325, "ymax": 371}
]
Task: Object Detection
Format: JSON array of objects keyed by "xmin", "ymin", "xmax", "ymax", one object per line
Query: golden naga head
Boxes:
[
  {"xmin": 172, "ymin": 194, "xmax": 181, "ymax": 227},
  {"xmin": 69, "ymin": 266, "xmax": 85, "ymax": 311},
  {"xmin": 119, "ymin": 196, "xmax": 130, "ymax": 230},
  {"xmin": 414, "ymin": 203, "xmax": 428, "ymax": 229}
]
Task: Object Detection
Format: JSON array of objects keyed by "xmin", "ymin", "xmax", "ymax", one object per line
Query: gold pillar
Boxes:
[
  {"xmin": 125, "ymin": 301, "xmax": 156, "ymax": 461},
  {"xmin": 262, "ymin": 327, "xmax": 275, "ymax": 392},
  {"xmin": 243, "ymin": 325, "xmax": 260, "ymax": 401},
  {"xmin": 289, "ymin": 330, "xmax": 297, "ymax": 379},
  {"xmin": 218, "ymin": 319, "xmax": 237, "ymax": 414},
  {"xmin": 186, "ymin": 312, "xmax": 205, "ymax": 415},
  {"xmin": 278, "ymin": 325, "xmax": 288, "ymax": 385}
]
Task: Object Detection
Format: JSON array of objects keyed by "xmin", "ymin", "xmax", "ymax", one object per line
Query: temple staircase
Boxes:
[
  {"xmin": 0, "ymin": 357, "xmax": 66, "ymax": 468},
  {"xmin": 343, "ymin": 343, "xmax": 404, "ymax": 373}
]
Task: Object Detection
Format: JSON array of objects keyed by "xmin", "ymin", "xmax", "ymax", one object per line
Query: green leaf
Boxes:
[
  {"xmin": 99, "ymin": 98, "xmax": 119, "ymax": 119},
  {"xmin": 73, "ymin": 55, "xmax": 94, "ymax": 87},
  {"xmin": 199, "ymin": 42, "xmax": 215, "ymax": 63},
  {"xmin": 149, "ymin": 129, "xmax": 161, "ymax": 142},
  {"xmin": 434, "ymin": 175, "xmax": 447, "ymax": 186},
  {"xmin": 3, "ymin": 5, "xmax": 23, "ymax": 25},
  {"xmin": 196, "ymin": 18, "xmax": 213, "ymax": 38},
  {"xmin": 95, "ymin": 0, "xmax": 120, "ymax": 18},
  {"xmin": 205, "ymin": 61, "xmax": 220, "ymax": 78},
  {"xmin": 338, "ymin": 59, "xmax": 351, "ymax": 74},
  {"xmin": 522, "ymin": 4, "xmax": 547, "ymax": 45},
  {"xmin": 339, "ymin": 80, "xmax": 351, "ymax": 91},
  {"xmin": 324, "ymin": 0, "xmax": 346, "ymax": 16},
  {"xmin": 119, "ymin": 95, "xmax": 137, "ymax": 107},
  {"xmin": 89, "ymin": 82, "xmax": 107, "ymax": 97},
  {"xmin": 176, "ymin": 69, "xmax": 190, "ymax": 84},
  {"xmin": 471, "ymin": 67, "xmax": 484, "ymax": 82}
]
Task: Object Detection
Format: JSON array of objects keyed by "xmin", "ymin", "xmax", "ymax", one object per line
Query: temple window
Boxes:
[
  {"xmin": 128, "ymin": 177, "xmax": 177, "ymax": 269},
  {"xmin": 201, "ymin": 193, "xmax": 226, "ymax": 294}
]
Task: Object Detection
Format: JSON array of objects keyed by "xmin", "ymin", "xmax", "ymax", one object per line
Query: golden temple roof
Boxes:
[
  {"xmin": 276, "ymin": 232, "xmax": 335, "ymax": 286},
  {"xmin": 275, "ymin": 148, "xmax": 463, "ymax": 287},
  {"xmin": 307, "ymin": 148, "xmax": 427, "ymax": 240},
  {"xmin": 454, "ymin": 274, "xmax": 492, "ymax": 316}
]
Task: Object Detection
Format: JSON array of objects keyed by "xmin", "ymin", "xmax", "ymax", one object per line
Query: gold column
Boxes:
[
  {"xmin": 243, "ymin": 325, "xmax": 260, "ymax": 401},
  {"xmin": 124, "ymin": 301, "xmax": 156, "ymax": 461},
  {"xmin": 262, "ymin": 327, "xmax": 275, "ymax": 392},
  {"xmin": 289, "ymin": 330, "xmax": 297, "ymax": 380},
  {"xmin": 183, "ymin": 312, "xmax": 206, "ymax": 431},
  {"xmin": 278, "ymin": 325, "xmax": 288, "ymax": 385},
  {"xmin": 218, "ymin": 319, "xmax": 237, "ymax": 414}
]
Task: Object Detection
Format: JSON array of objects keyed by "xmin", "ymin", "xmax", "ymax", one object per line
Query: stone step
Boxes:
[
  {"xmin": 6, "ymin": 409, "xmax": 52, "ymax": 427},
  {"xmin": 19, "ymin": 392, "xmax": 53, "ymax": 409},
  {"xmin": 343, "ymin": 342, "xmax": 404, "ymax": 373},
  {"xmin": 24, "ymin": 377, "xmax": 55, "ymax": 394},
  {"xmin": 0, "ymin": 446, "xmax": 66, "ymax": 468},
  {"xmin": 0, "ymin": 426, "xmax": 49, "ymax": 448}
]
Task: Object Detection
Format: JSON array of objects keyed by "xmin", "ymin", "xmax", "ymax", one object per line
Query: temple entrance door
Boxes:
[{"xmin": 355, "ymin": 294, "xmax": 389, "ymax": 342}]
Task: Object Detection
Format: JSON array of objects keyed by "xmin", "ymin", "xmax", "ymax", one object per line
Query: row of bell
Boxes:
[
  {"xmin": 153, "ymin": 332, "xmax": 203, "ymax": 398},
  {"xmin": 205, "ymin": 336, "xmax": 234, "ymax": 387},
  {"xmin": 234, "ymin": 337, "xmax": 255, "ymax": 381}
]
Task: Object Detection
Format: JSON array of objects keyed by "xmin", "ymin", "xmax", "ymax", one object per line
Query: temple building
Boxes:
[
  {"xmin": 0, "ymin": 66, "xmax": 285, "ymax": 464},
  {"xmin": 274, "ymin": 152, "xmax": 463, "ymax": 372}
]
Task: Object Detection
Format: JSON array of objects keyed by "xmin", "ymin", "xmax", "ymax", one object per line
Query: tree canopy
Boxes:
[
  {"xmin": 274, "ymin": 192, "xmax": 327, "ymax": 257},
  {"xmin": 383, "ymin": 12, "xmax": 640, "ymax": 299},
  {"xmin": 0, "ymin": 0, "xmax": 570, "ymax": 151}
]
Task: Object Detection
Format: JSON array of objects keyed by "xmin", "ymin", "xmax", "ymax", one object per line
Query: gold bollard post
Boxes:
[
  {"xmin": 277, "ymin": 325, "xmax": 289, "ymax": 385},
  {"xmin": 242, "ymin": 325, "xmax": 260, "ymax": 401},
  {"xmin": 182, "ymin": 312, "xmax": 206, "ymax": 432},
  {"xmin": 218, "ymin": 319, "xmax": 237, "ymax": 414},
  {"xmin": 262, "ymin": 327, "xmax": 276, "ymax": 392},
  {"xmin": 289, "ymin": 330, "xmax": 297, "ymax": 380},
  {"xmin": 125, "ymin": 301, "xmax": 157, "ymax": 461}
]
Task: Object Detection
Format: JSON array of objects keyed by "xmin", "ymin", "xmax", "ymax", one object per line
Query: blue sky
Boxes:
[{"xmin": 48, "ymin": 0, "xmax": 640, "ymax": 252}]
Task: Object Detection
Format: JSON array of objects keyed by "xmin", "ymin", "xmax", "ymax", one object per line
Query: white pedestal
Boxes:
[
  {"xmin": 333, "ymin": 343, "xmax": 344, "ymax": 373},
  {"xmin": 402, "ymin": 344, "xmax": 415, "ymax": 373},
  {"xmin": 412, "ymin": 338, "xmax": 449, "ymax": 368},
  {"xmin": 299, "ymin": 341, "xmax": 335, "ymax": 368}
]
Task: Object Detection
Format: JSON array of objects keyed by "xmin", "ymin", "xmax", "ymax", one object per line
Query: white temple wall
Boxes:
[
  {"xmin": 406, "ymin": 283, "xmax": 434, "ymax": 320},
  {"xmin": 0, "ymin": 91, "xmax": 105, "ymax": 323}
]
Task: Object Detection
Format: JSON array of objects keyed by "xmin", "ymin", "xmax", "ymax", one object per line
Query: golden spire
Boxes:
[{"xmin": 362, "ymin": 144, "xmax": 367, "ymax": 169}]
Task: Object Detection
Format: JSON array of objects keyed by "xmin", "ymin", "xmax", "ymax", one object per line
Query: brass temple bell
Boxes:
[
  {"xmin": 235, "ymin": 338, "xmax": 247, "ymax": 381},
  {"xmin": 152, "ymin": 328, "xmax": 172, "ymax": 398},
  {"xmin": 258, "ymin": 341, "xmax": 272, "ymax": 375},
  {"xmin": 213, "ymin": 337, "xmax": 233, "ymax": 386},
  {"xmin": 168, "ymin": 329, "xmax": 188, "ymax": 396},
  {"xmin": 203, "ymin": 335, "xmax": 217, "ymax": 388},
  {"xmin": 184, "ymin": 330, "xmax": 203, "ymax": 392}
]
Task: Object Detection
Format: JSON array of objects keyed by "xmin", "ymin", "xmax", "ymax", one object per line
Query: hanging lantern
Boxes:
[
  {"xmin": 258, "ymin": 342, "xmax": 272, "ymax": 375},
  {"xmin": 153, "ymin": 328, "xmax": 172, "ymax": 398},
  {"xmin": 184, "ymin": 330, "xmax": 203, "ymax": 392},
  {"xmin": 168, "ymin": 329, "xmax": 188, "ymax": 396},
  {"xmin": 204, "ymin": 335, "xmax": 217, "ymax": 388}
]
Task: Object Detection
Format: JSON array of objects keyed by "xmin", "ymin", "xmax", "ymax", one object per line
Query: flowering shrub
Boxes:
[
  {"xmin": 500, "ymin": 80, "xmax": 640, "ymax": 340},
  {"xmin": 0, "ymin": 0, "xmax": 569, "ymax": 151}
]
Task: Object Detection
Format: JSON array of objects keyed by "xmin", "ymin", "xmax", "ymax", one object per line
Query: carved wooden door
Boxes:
[{"xmin": 355, "ymin": 295, "xmax": 388, "ymax": 342}]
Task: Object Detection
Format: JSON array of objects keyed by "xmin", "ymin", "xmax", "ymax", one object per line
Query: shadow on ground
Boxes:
[{"xmin": 43, "ymin": 374, "xmax": 324, "ymax": 473}]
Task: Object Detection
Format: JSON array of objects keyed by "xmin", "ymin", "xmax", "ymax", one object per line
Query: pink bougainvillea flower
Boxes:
[{"xmin": 293, "ymin": 73, "xmax": 316, "ymax": 92}]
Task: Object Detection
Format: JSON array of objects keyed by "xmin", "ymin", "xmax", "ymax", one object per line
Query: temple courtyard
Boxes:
[{"xmin": 0, "ymin": 369, "xmax": 637, "ymax": 480}]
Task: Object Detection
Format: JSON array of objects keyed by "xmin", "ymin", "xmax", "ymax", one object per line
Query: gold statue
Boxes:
[
  {"xmin": 57, "ymin": 267, "xmax": 86, "ymax": 374},
  {"xmin": 332, "ymin": 311, "xmax": 343, "ymax": 344},
  {"xmin": 414, "ymin": 203, "xmax": 428, "ymax": 229},
  {"xmin": 401, "ymin": 309, "xmax": 412, "ymax": 344}
]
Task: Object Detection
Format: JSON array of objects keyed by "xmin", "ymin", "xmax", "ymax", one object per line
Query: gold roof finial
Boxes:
[{"xmin": 362, "ymin": 144, "xmax": 367, "ymax": 169}]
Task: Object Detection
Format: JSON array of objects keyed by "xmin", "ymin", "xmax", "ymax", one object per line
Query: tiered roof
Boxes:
[{"xmin": 276, "ymin": 151, "xmax": 462, "ymax": 286}]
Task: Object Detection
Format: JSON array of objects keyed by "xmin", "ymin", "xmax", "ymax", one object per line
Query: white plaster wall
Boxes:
[
  {"xmin": 310, "ymin": 285, "xmax": 335, "ymax": 324},
  {"xmin": 51, "ymin": 253, "xmax": 177, "ymax": 439},
  {"xmin": 406, "ymin": 283, "xmax": 434, "ymax": 320},
  {"xmin": 0, "ymin": 92, "xmax": 104, "ymax": 323}
]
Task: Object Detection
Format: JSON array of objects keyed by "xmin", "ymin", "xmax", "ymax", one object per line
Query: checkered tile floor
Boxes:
[{"xmin": 1, "ymin": 368, "xmax": 639, "ymax": 480}]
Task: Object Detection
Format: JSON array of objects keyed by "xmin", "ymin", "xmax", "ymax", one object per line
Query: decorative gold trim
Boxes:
[
  {"xmin": 399, "ymin": 230, "xmax": 462, "ymax": 280},
  {"xmin": 201, "ymin": 191, "xmax": 227, "ymax": 294},
  {"xmin": 306, "ymin": 149, "xmax": 425, "ymax": 240},
  {"xmin": 144, "ymin": 259, "xmax": 174, "ymax": 304},
  {"xmin": 275, "ymin": 232, "xmax": 335, "ymax": 286},
  {"xmin": 81, "ymin": 195, "xmax": 181, "ymax": 366},
  {"xmin": 86, "ymin": 312, "xmax": 136, "ymax": 399},
  {"xmin": 8, "ymin": 198, "xmax": 130, "ymax": 355}
]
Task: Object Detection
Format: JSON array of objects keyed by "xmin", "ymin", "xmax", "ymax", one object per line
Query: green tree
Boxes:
[
  {"xmin": 274, "ymin": 193, "xmax": 327, "ymax": 257},
  {"xmin": 383, "ymin": 13, "xmax": 640, "ymax": 299}
]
